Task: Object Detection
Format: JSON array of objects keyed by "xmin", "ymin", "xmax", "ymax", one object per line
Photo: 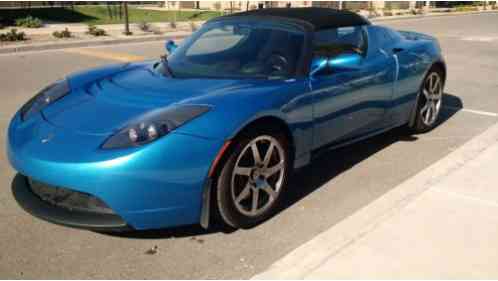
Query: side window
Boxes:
[
  {"xmin": 370, "ymin": 26, "xmax": 393, "ymax": 51},
  {"xmin": 313, "ymin": 25, "xmax": 368, "ymax": 59}
]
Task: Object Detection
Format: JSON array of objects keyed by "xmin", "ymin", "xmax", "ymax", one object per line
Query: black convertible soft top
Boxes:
[{"xmin": 214, "ymin": 7, "xmax": 371, "ymax": 30}]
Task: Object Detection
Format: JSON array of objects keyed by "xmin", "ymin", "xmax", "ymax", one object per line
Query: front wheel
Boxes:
[
  {"xmin": 216, "ymin": 129, "xmax": 290, "ymax": 229},
  {"xmin": 410, "ymin": 68, "xmax": 444, "ymax": 133}
]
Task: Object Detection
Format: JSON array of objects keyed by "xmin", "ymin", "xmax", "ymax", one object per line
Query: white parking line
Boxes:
[{"xmin": 444, "ymin": 106, "xmax": 498, "ymax": 117}]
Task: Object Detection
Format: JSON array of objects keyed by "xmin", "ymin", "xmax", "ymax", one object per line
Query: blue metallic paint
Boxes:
[{"xmin": 7, "ymin": 23, "xmax": 445, "ymax": 230}]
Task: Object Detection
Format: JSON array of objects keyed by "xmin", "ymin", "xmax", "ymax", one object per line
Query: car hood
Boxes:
[{"xmin": 42, "ymin": 63, "xmax": 286, "ymax": 136}]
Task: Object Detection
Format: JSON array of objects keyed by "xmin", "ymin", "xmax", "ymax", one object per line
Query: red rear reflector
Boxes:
[{"xmin": 208, "ymin": 141, "xmax": 232, "ymax": 178}]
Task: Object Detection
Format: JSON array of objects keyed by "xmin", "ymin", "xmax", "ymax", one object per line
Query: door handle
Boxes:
[{"xmin": 392, "ymin": 47, "xmax": 404, "ymax": 54}]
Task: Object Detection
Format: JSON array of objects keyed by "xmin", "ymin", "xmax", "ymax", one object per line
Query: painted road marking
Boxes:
[
  {"xmin": 461, "ymin": 36, "xmax": 498, "ymax": 42},
  {"xmin": 63, "ymin": 48, "xmax": 145, "ymax": 62},
  {"xmin": 444, "ymin": 106, "xmax": 498, "ymax": 117}
]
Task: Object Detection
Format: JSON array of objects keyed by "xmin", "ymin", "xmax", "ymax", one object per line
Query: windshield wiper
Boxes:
[{"xmin": 160, "ymin": 55, "xmax": 175, "ymax": 78}]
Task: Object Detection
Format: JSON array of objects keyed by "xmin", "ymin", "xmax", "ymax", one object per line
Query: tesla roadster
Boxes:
[{"xmin": 7, "ymin": 8, "xmax": 446, "ymax": 231}]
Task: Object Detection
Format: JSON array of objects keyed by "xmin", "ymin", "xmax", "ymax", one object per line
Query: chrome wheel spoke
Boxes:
[
  {"xmin": 261, "ymin": 181, "xmax": 277, "ymax": 200},
  {"xmin": 262, "ymin": 160, "xmax": 284, "ymax": 178},
  {"xmin": 431, "ymin": 101, "xmax": 439, "ymax": 123},
  {"xmin": 234, "ymin": 166, "xmax": 252, "ymax": 177},
  {"xmin": 251, "ymin": 143, "xmax": 262, "ymax": 165},
  {"xmin": 429, "ymin": 73, "xmax": 436, "ymax": 91},
  {"xmin": 424, "ymin": 103, "xmax": 432, "ymax": 123},
  {"xmin": 236, "ymin": 183, "xmax": 251, "ymax": 203},
  {"xmin": 423, "ymin": 89, "xmax": 430, "ymax": 99},
  {"xmin": 251, "ymin": 188, "xmax": 260, "ymax": 214},
  {"xmin": 431, "ymin": 77, "xmax": 440, "ymax": 93},
  {"xmin": 262, "ymin": 143, "xmax": 275, "ymax": 168},
  {"xmin": 420, "ymin": 103, "xmax": 430, "ymax": 115}
]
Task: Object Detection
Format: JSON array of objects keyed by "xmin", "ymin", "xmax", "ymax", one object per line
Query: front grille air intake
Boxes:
[{"xmin": 28, "ymin": 178, "xmax": 114, "ymax": 214}]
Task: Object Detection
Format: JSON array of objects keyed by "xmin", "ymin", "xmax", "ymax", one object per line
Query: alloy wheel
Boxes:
[
  {"xmin": 420, "ymin": 72, "xmax": 443, "ymax": 127},
  {"xmin": 230, "ymin": 135, "xmax": 285, "ymax": 217}
]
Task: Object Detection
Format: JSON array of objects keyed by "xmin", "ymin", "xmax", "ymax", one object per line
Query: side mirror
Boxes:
[
  {"xmin": 165, "ymin": 40, "xmax": 178, "ymax": 55},
  {"xmin": 310, "ymin": 53, "xmax": 362, "ymax": 78},
  {"xmin": 309, "ymin": 56, "xmax": 329, "ymax": 77},
  {"xmin": 329, "ymin": 52, "xmax": 362, "ymax": 70}
]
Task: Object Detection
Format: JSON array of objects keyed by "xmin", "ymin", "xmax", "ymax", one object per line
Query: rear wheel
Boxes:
[
  {"xmin": 216, "ymin": 129, "xmax": 289, "ymax": 229},
  {"xmin": 410, "ymin": 68, "xmax": 444, "ymax": 133}
]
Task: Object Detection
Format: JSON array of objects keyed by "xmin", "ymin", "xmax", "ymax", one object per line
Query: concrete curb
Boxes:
[
  {"xmin": 252, "ymin": 121, "xmax": 498, "ymax": 279},
  {"xmin": 0, "ymin": 33, "xmax": 189, "ymax": 54},
  {"xmin": 371, "ymin": 9, "xmax": 498, "ymax": 22}
]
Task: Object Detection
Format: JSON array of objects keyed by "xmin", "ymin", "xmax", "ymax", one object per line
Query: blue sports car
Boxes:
[{"xmin": 7, "ymin": 8, "xmax": 446, "ymax": 231}]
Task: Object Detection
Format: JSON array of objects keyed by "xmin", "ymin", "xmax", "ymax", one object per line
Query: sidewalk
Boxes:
[{"xmin": 254, "ymin": 121, "xmax": 498, "ymax": 279}]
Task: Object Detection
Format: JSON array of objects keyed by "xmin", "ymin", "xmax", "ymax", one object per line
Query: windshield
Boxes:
[{"xmin": 164, "ymin": 20, "xmax": 306, "ymax": 79}]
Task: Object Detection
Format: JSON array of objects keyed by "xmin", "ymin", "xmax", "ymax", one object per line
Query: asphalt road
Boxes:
[{"xmin": 1, "ymin": 13, "xmax": 498, "ymax": 279}]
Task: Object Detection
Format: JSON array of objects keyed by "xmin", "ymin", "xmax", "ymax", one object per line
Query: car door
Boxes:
[{"xmin": 310, "ymin": 26, "xmax": 396, "ymax": 150}]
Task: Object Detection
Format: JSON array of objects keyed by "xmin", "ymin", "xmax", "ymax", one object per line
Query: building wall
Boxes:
[
  {"xmin": 385, "ymin": 1, "xmax": 411, "ymax": 9},
  {"xmin": 163, "ymin": 1, "xmax": 426, "ymax": 11},
  {"xmin": 164, "ymin": 1, "xmax": 311, "ymax": 11}
]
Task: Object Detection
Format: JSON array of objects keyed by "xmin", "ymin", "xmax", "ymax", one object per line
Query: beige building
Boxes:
[
  {"xmin": 163, "ymin": 1, "xmax": 430, "ymax": 13},
  {"xmin": 164, "ymin": 1, "xmax": 311, "ymax": 11}
]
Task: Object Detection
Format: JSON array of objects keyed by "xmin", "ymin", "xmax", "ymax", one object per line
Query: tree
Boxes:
[{"xmin": 123, "ymin": 2, "xmax": 131, "ymax": 35}]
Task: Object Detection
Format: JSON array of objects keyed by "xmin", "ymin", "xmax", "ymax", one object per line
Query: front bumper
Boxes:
[
  {"xmin": 12, "ymin": 175, "xmax": 130, "ymax": 231},
  {"xmin": 7, "ymin": 112, "xmax": 224, "ymax": 230}
]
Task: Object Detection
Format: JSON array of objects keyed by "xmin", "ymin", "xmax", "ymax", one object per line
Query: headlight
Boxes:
[
  {"xmin": 21, "ymin": 79, "xmax": 70, "ymax": 121},
  {"xmin": 101, "ymin": 105, "xmax": 211, "ymax": 149}
]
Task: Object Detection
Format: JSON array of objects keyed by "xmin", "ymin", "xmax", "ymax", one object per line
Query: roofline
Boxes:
[
  {"xmin": 206, "ymin": 15, "xmax": 315, "ymax": 32},
  {"xmin": 209, "ymin": 7, "xmax": 371, "ymax": 30}
]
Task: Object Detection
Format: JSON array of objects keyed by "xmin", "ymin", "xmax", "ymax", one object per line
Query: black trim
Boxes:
[
  {"xmin": 213, "ymin": 8, "xmax": 371, "ymax": 30},
  {"xmin": 11, "ymin": 174, "xmax": 131, "ymax": 231}
]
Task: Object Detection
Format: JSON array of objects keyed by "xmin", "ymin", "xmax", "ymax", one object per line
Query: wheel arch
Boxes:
[
  {"xmin": 199, "ymin": 115, "xmax": 295, "ymax": 229},
  {"xmin": 211, "ymin": 115, "xmax": 295, "ymax": 180}
]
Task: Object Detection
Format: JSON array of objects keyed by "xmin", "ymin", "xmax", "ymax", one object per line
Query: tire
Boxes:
[
  {"xmin": 410, "ymin": 67, "xmax": 445, "ymax": 134},
  {"xmin": 216, "ymin": 128, "xmax": 290, "ymax": 229}
]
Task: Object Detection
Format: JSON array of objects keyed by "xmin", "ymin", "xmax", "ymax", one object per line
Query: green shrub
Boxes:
[
  {"xmin": 138, "ymin": 21, "xmax": 151, "ymax": 32},
  {"xmin": 0, "ymin": 28, "xmax": 26, "ymax": 41},
  {"xmin": 15, "ymin": 16, "xmax": 43, "ymax": 28},
  {"xmin": 52, "ymin": 28, "xmax": 72, "ymax": 39},
  {"xmin": 86, "ymin": 24, "xmax": 106, "ymax": 36},
  {"xmin": 455, "ymin": 5, "xmax": 478, "ymax": 12}
]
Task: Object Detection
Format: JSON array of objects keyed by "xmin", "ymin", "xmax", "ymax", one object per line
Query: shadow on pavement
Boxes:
[{"xmin": 103, "ymin": 93, "xmax": 462, "ymax": 239}]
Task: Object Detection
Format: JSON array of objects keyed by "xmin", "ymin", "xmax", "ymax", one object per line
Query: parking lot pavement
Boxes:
[{"xmin": 1, "ymin": 13, "xmax": 498, "ymax": 279}]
